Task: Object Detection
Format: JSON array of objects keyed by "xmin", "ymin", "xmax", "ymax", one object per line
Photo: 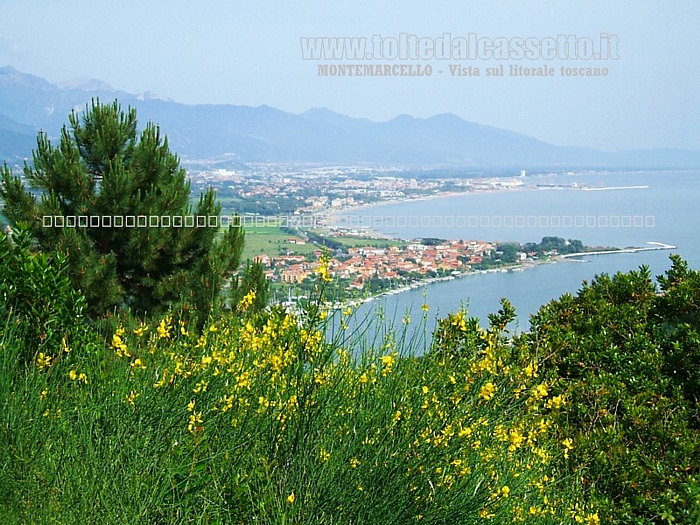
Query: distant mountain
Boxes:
[
  {"xmin": 0, "ymin": 113, "xmax": 35, "ymax": 162},
  {"xmin": 1, "ymin": 66, "xmax": 699, "ymax": 169},
  {"xmin": 56, "ymin": 77, "xmax": 117, "ymax": 92}
]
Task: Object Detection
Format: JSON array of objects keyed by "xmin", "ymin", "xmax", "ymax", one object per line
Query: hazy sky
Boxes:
[{"xmin": 1, "ymin": 0, "xmax": 698, "ymax": 151}]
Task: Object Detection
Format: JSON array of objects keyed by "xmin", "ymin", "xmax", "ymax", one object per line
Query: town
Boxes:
[
  {"xmin": 257, "ymin": 237, "xmax": 496, "ymax": 290},
  {"xmin": 248, "ymin": 230, "xmax": 587, "ymax": 302},
  {"xmin": 182, "ymin": 161, "xmax": 530, "ymax": 217}
]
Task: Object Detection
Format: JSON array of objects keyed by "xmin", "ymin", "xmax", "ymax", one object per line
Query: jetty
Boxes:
[
  {"xmin": 560, "ymin": 241, "xmax": 676, "ymax": 259},
  {"xmin": 580, "ymin": 185, "xmax": 649, "ymax": 191}
]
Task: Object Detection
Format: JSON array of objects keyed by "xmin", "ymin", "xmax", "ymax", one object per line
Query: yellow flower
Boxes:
[
  {"xmin": 533, "ymin": 382, "xmax": 549, "ymax": 400},
  {"xmin": 451, "ymin": 311, "xmax": 467, "ymax": 331},
  {"xmin": 479, "ymin": 382, "xmax": 496, "ymax": 400},
  {"xmin": 380, "ymin": 352, "xmax": 398, "ymax": 376},
  {"xmin": 501, "ymin": 485, "xmax": 510, "ymax": 498},
  {"xmin": 562, "ymin": 438, "xmax": 574, "ymax": 459},
  {"xmin": 40, "ymin": 389, "xmax": 48, "ymax": 400},
  {"xmin": 586, "ymin": 513, "xmax": 600, "ymax": 525},
  {"xmin": 238, "ymin": 289, "xmax": 257, "ymax": 311},
  {"xmin": 317, "ymin": 255, "xmax": 332, "ymax": 282},
  {"xmin": 349, "ymin": 458, "xmax": 361, "ymax": 468},
  {"xmin": 78, "ymin": 373, "xmax": 88, "ymax": 384},
  {"xmin": 36, "ymin": 353, "xmax": 52, "ymax": 370},
  {"xmin": 111, "ymin": 328, "xmax": 131, "ymax": 357},
  {"xmin": 380, "ymin": 353, "xmax": 396, "ymax": 366},
  {"xmin": 187, "ymin": 400, "xmax": 196, "ymax": 412},
  {"xmin": 319, "ymin": 449, "xmax": 331, "ymax": 462},
  {"xmin": 131, "ymin": 357, "xmax": 146, "ymax": 370},
  {"xmin": 529, "ymin": 505, "xmax": 543, "ymax": 516},
  {"xmin": 188, "ymin": 411, "xmax": 203, "ymax": 434},
  {"xmin": 547, "ymin": 394, "xmax": 566, "ymax": 409},
  {"xmin": 126, "ymin": 391, "xmax": 139, "ymax": 406},
  {"xmin": 421, "ymin": 303, "xmax": 429, "ymax": 312},
  {"xmin": 509, "ymin": 429, "xmax": 525, "ymax": 450},
  {"xmin": 154, "ymin": 369, "xmax": 170, "ymax": 388},
  {"xmin": 286, "ymin": 492, "xmax": 295, "ymax": 504},
  {"xmin": 458, "ymin": 426, "xmax": 472, "ymax": 438},
  {"xmin": 157, "ymin": 317, "xmax": 172, "ymax": 339},
  {"xmin": 219, "ymin": 395, "xmax": 234, "ymax": 412},
  {"xmin": 69, "ymin": 369, "xmax": 77, "ymax": 381},
  {"xmin": 524, "ymin": 362, "xmax": 538, "ymax": 378},
  {"xmin": 133, "ymin": 324, "xmax": 149, "ymax": 337}
]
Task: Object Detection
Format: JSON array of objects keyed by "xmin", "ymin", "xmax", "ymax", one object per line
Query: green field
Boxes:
[
  {"xmin": 240, "ymin": 225, "xmax": 318, "ymax": 261},
  {"xmin": 330, "ymin": 235, "xmax": 408, "ymax": 249},
  {"xmin": 239, "ymin": 224, "xmax": 408, "ymax": 261}
]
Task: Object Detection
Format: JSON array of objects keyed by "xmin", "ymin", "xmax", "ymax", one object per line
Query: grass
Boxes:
[{"xmin": 0, "ymin": 288, "xmax": 595, "ymax": 524}]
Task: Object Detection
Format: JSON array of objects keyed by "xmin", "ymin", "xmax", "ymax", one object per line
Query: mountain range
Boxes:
[{"xmin": 1, "ymin": 65, "xmax": 698, "ymax": 169}]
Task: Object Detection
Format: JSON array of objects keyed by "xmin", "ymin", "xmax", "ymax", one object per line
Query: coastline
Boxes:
[
  {"xmin": 319, "ymin": 176, "xmax": 654, "ymax": 240},
  {"xmin": 319, "ymin": 186, "xmax": 580, "ymax": 240},
  {"xmin": 320, "ymin": 190, "xmax": 472, "ymax": 240},
  {"xmin": 307, "ymin": 174, "xmax": 676, "ymax": 309},
  {"xmin": 331, "ymin": 257, "xmax": 557, "ymax": 311},
  {"xmin": 329, "ymin": 241, "xmax": 677, "ymax": 311}
]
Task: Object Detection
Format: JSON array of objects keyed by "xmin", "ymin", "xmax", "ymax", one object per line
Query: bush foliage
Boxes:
[{"xmin": 524, "ymin": 256, "xmax": 700, "ymax": 524}]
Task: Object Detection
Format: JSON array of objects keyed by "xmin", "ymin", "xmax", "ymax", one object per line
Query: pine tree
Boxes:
[{"xmin": 0, "ymin": 100, "xmax": 244, "ymax": 325}]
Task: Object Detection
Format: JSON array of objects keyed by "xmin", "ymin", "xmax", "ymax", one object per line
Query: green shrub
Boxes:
[
  {"xmin": 0, "ymin": 226, "xmax": 87, "ymax": 365},
  {"xmin": 524, "ymin": 261, "xmax": 700, "ymax": 524}
]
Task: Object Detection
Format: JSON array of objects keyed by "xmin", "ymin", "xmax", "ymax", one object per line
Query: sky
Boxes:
[{"xmin": 0, "ymin": 0, "xmax": 698, "ymax": 152}]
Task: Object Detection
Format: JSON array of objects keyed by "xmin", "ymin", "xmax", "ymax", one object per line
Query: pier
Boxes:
[{"xmin": 560, "ymin": 242, "xmax": 676, "ymax": 259}]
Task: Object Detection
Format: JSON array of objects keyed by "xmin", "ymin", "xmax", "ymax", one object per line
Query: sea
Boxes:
[{"xmin": 329, "ymin": 170, "xmax": 700, "ymax": 339}]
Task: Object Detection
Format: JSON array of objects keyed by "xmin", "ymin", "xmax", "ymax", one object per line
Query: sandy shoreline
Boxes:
[
  {"xmin": 319, "ymin": 189, "xmax": 483, "ymax": 240},
  {"xmin": 319, "ymin": 184, "xmax": 577, "ymax": 240}
]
